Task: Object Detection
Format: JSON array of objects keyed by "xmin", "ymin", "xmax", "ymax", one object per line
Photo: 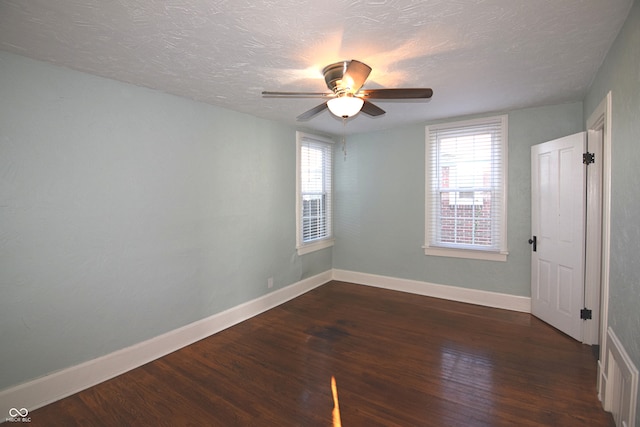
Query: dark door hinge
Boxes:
[
  {"xmin": 580, "ymin": 308, "xmax": 592, "ymax": 320},
  {"xmin": 583, "ymin": 152, "xmax": 595, "ymax": 165}
]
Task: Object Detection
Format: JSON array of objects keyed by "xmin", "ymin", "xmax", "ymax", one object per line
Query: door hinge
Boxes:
[
  {"xmin": 580, "ymin": 308, "xmax": 592, "ymax": 320},
  {"xmin": 583, "ymin": 152, "xmax": 595, "ymax": 165}
]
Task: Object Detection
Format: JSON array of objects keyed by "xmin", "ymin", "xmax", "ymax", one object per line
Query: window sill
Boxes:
[
  {"xmin": 423, "ymin": 245, "xmax": 508, "ymax": 262},
  {"xmin": 297, "ymin": 238, "xmax": 335, "ymax": 256}
]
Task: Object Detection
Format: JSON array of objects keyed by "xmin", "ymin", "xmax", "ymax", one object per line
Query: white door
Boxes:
[{"xmin": 531, "ymin": 132, "xmax": 586, "ymax": 341}]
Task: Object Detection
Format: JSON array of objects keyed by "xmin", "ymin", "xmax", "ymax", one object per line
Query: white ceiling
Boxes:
[{"xmin": 0, "ymin": 0, "xmax": 633, "ymax": 135}]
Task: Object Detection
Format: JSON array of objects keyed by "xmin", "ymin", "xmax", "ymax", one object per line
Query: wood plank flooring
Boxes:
[{"xmin": 28, "ymin": 281, "xmax": 614, "ymax": 426}]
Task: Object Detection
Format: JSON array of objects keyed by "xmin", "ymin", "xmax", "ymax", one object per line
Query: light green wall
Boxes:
[
  {"xmin": 584, "ymin": 0, "xmax": 640, "ymax": 423},
  {"xmin": 0, "ymin": 51, "xmax": 331, "ymax": 390},
  {"xmin": 333, "ymin": 103, "xmax": 584, "ymax": 296}
]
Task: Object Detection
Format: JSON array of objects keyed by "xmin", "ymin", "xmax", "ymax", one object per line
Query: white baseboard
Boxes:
[
  {"xmin": 332, "ymin": 269, "xmax": 531, "ymax": 313},
  {"xmin": 598, "ymin": 359, "xmax": 606, "ymax": 403},
  {"xmin": 0, "ymin": 270, "xmax": 332, "ymax": 420}
]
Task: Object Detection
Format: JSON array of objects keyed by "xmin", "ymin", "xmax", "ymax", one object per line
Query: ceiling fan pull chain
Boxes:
[{"xmin": 342, "ymin": 117, "xmax": 348, "ymax": 160}]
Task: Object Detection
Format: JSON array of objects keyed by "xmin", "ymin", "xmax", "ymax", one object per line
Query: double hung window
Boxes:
[
  {"xmin": 296, "ymin": 132, "xmax": 334, "ymax": 255},
  {"xmin": 425, "ymin": 115, "xmax": 508, "ymax": 261}
]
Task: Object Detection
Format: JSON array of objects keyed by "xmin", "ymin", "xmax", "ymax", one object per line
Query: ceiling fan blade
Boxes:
[
  {"xmin": 360, "ymin": 100, "xmax": 386, "ymax": 117},
  {"xmin": 262, "ymin": 91, "xmax": 334, "ymax": 98},
  {"xmin": 343, "ymin": 60, "xmax": 372, "ymax": 93},
  {"xmin": 297, "ymin": 102, "xmax": 328, "ymax": 121},
  {"xmin": 359, "ymin": 88, "xmax": 433, "ymax": 99}
]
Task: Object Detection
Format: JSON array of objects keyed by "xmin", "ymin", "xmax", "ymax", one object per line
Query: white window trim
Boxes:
[
  {"xmin": 296, "ymin": 131, "xmax": 335, "ymax": 256},
  {"xmin": 297, "ymin": 237, "xmax": 335, "ymax": 256},
  {"xmin": 424, "ymin": 115, "xmax": 509, "ymax": 262},
  {"xmin": 423, "ymin": 245, "xmax": 508, "ymax": 262}
]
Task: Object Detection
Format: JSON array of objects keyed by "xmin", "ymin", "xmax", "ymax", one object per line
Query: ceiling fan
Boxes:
[{"xmin": 262, "ymin": 59, "xmax": 433, "ymax": 121}]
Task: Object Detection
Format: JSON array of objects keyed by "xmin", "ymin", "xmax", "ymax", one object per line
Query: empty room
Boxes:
[{"xmin": 1, "ymin": 1, "xmax": 639, "ymax": 426}]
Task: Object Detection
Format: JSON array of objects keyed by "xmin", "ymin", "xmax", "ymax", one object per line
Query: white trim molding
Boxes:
[
  {"xmin": 422, "ymin": 246, "xmax": 508, "ymax": 262},
  {"xmin": 0, "ymin": 271, "xmax": 332, "ymax": 419},
  {"xmin": 332, "ymin": 269, "xmax": 531, "ymax": 313},
  {"xmin": 603, "ymin": 327, "xmax": 638, "ymax": 427},
  {"xmin": 586, "ymin": 91, "xmax": 612, "ymax": 400}
]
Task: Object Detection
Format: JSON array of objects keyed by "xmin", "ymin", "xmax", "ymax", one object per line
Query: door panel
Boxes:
[
  {"xmin": 558, "ymin": 267, "xmax": 573, "ymax": 315},
  {"xmin": 537, "ymin": 260, "xmax": 551, "ymax": 304},
  {"xmin": 531, "ymin": 132, "xmax": 586, "ymax": 341}
]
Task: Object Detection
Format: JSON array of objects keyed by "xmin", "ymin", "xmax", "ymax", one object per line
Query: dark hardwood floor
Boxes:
[{"xmin": 29, "ymin": 281, "xmax": 614, "ymax": 426}]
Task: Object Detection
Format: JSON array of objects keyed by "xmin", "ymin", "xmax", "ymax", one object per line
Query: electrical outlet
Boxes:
[{"xmin": 267, "ymin": 277, "xmax": 274, "ymax": 289}]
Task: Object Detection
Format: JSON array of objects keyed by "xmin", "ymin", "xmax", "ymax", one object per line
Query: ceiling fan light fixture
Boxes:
[
  {"xmin": 327, "ymin": 95, "xmax": 364, "ymax": 118},
  {"xmin": 263, "ymin": 59, "xmax": 432, "ymax": 121}
]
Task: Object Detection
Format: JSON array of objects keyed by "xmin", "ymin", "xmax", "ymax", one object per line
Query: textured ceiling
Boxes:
[{"xmin": 0, "ymin": 0, "xmax": 633, "ymax": 135}]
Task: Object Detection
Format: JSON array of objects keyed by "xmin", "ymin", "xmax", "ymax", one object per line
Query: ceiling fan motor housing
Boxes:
[{"xmin": 323, "ymin": 61, "xmax": 351, "ymax": 94}]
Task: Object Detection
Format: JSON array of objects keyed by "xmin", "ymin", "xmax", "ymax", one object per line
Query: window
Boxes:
[
  {"xmin": 424, "ymin": 115, "xmax": 508, "ymax": 261},
  {"xmin": 296, "ymin": 131, "xmax": 334, "ymax": 255}
]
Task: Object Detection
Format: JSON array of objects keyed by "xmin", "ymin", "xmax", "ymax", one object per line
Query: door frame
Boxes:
[{"xmin": 585, "ymin": 92, "xmax": 612, "ymax": 402}]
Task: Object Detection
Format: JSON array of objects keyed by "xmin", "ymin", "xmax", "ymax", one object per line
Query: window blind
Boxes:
[
  {"xmin": 426, "ymin": 116, "xmax": 507, "ymax": 253},
  {"xmin": 299, "ymin": 136, "xmax": 333, "ymax": 243}
]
